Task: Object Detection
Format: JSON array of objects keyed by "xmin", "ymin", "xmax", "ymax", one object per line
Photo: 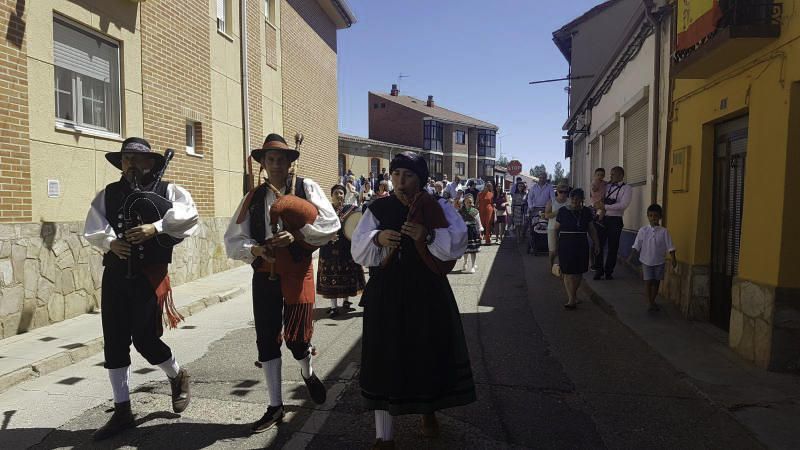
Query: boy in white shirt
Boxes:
[{"xmin": 628, "ymin": 204, "xmax": 676, "ymax": 311}]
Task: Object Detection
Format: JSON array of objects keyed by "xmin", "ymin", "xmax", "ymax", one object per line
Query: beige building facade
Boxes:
[
  {"xmin": 0, "ymin": 0, "xmax": 354, "ymax": 339},
  {"xmin": 338, "ymin": 133, "xmax": 422, "ymax": 182}
]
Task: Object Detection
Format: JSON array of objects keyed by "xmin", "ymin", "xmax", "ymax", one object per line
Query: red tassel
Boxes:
[
  {"xmin": 143, "ymin": 264, "xmax": 184, "ymax": 329},
  {"xmin": 283, "ymin": 302, "xmax": 314, "ymax": 343}
]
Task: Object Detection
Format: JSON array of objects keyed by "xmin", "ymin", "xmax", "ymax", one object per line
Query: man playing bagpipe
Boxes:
[
  {"xmin": 351, "ymin": 152, "xmax": 476, "ymax": 448},
  {"xmin": 84, "ymin": 137, "xmax": 199, "ymax": 440},
  {"xmin": 224, "ymin": 133, "xmax": 340, "ymax": 433}
]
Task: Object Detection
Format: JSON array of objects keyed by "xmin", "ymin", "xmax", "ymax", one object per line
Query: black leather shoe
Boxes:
[
  {"xmin": 169, "ymin": 368, "xmax": 191, "ymax": 413},
  {"xmin": 328, "ymin": 307, "xmax": 339, "ymax": 318},
  {"xmin": 251, "ymin": 404, "xmax": 284, "ymax": 433},
  {"xmin": 593, "ymin": 272, "xmax": 603, "ymax": 280},
  {"xmin": 605, "ymin": 273, "xmax": 614, "ymax": 280},
  {"xmin": 93, "ymin": 401, "xmax": 135, "ymax": 441},
  {"xmin": 302, "ymin": 371, "xmax": 327, "ymax": 404}
]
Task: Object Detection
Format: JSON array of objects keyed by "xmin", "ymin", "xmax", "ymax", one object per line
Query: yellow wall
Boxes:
[
  {"xmin": 668, "ymin": 15, "xmax": 800, "ymax": 287},
  {"xmin": 27, "ymin": 0, "xmax": 143, "ymax": 222},
  {"xmin": 780, "ymin": 82, "xmax": 800, "ymax": 287}
]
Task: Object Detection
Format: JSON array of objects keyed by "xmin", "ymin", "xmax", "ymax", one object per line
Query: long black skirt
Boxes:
[
  {"xmin": 558, "ymin": 232, "xmax": 590, "ymax": 274},
  {"xmin": 360, "ymin": 261, "xmax": 476, "ymax": 415}
]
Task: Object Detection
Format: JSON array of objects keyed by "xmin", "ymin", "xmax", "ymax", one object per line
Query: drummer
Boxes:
[{"xmin": 317, "ymin": 184, "xmax": 366, "ymax": 317}]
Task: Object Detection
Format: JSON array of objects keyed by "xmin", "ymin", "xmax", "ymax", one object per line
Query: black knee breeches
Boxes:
[
  {"xmin": 252, "ymin": 272, "xmax": 312, "ymax": 362},
  {"xmin": 101, "ymin": 265, "xmax": 172, "ymax": 369}
]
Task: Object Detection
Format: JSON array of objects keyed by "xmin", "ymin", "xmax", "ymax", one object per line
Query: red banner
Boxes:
[{"xmin": 676, "ymin": 0, "xmax": 723, "ymax": 51}]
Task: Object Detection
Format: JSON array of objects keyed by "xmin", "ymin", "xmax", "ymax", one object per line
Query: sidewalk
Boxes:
[
  {"xmin": 0, "ymin": 265, "xmax": 252, "ymax": 393},
  {"xmin": 580, "ymin": 263, "xmax": 800, "ymax": 450}
]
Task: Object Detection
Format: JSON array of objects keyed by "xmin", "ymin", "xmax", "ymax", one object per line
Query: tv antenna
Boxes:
[
  {"xmin": 397, "ymin": 73, "xmax": 410, "ymax": 85},
  {"xmin": 528, "ymin": 74, "xmax": 594, "ymax": 85}
]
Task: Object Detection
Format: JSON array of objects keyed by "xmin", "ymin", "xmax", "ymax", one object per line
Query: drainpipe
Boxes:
[
  {"xmin": 240, "ymin": 0, "xmax": 252, "ymax": 194},
  {"xmin": 643, "ymin": 0, "xmax": 661, "ymax": 204}
]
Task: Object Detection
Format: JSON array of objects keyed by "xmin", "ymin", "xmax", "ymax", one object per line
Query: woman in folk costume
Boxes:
[
  {"xmin": 317, "ymin": 184, "xmax": 366, "ymax": 317},
  {"xmin": 459, "ymin": 193, "xmax": 483, "ymax": 273},
  {"xmin": 477, "ymin": 181, "xmax": 496, "ymax": 245},
  {"xmin": 224, "ymin": 133, "xmax": 340, "ymax": 433},
  {"xmin": 351, "ymin": 152, "xmax": 476, "ymax": 449},
  {"xmin": 83, "ymin": 137, "xmax": 198, "ymax": 441}
]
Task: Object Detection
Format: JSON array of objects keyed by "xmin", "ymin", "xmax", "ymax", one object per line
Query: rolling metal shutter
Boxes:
[
  {"xmin": 53, "ymin": 20, "xmax": 116, "ymax": 82},
  {"xmin": 602, "ymin": 126, "xmax": 619, "ymax": 170},
  {"xmin": 590, "ymin": 138, "xmax": 600, "ymax": 173},
  {"xmin": 624, "ymin": 103, "xmax": 649, "ymax": 184}
]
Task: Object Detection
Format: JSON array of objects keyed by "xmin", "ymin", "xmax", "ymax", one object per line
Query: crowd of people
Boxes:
[{"xmin": 82, "ymin": 134, "xmax": 677, "ymax": 448}]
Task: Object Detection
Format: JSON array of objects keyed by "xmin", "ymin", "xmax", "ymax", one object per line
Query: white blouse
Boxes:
[
  {"xmin": 84, "ymin": 184, "xmax": 200, "ymax": 252},
  {"xmin": 224, "ymin": 178, "xmax": 340, "ymax": 264},
  {"xmin": 351, "ymin": 198, "xmax": 467, "ymax": 268}
]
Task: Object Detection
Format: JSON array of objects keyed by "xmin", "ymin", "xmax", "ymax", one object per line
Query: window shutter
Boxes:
[
  {"xmin": 602, "ymin": 126, "xmax": 619, "ymax": 170},
  {"xmin": 53, "ymin": 20, "xmax": 115, "ymax": 82},
  {"xmin": 590, "ymin": 138, "xmax": 600, "ymax": 173},
  {"xmin": 624, "ymin": 103, "xmax": 649, "ymax": 184}
]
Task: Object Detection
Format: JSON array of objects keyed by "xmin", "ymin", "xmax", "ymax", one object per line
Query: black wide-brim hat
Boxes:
[
  {"xmin": 251, "ymin": 133, "xmax": 300, "ymax": 163},
  {"xmin": 105, "ymin": 137, "xmax": 165, "ymax": 170}
]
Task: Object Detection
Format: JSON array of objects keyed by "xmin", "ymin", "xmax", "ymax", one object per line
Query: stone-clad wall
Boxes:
[{"xmin": 0, "ymin": 218, "xmax": 240, "ymax": 339}]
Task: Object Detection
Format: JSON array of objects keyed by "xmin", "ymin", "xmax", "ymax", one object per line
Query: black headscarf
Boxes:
[{"xmin": 388, "ymin": 151, "xmax": 429, "ymax": 184}]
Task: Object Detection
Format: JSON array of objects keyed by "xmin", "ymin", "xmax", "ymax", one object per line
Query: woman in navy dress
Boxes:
[{"xmin": 555, "ymin": 188, "xmax": 600, "ymax": 309}]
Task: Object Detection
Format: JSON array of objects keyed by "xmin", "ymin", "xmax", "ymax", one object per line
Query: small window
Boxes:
[
  {"xmin": 53, "ymin": 17, "xmax": 121, "ymax": 135},
  {"xmin": 264, "ymin": 0, "xmax": 274, "ymax": 23},
  {"xmin": 217, "ymin": 0, "xmax": 231, "ymax": 34},
  {"xmin": 456, "ymin": 162, "xmax": 465, "ymax": 176},
  {"xmin": 373, "ymin": 103, "xmax": 379, "ymax": 109},
  {"xmin": 455, "ymin": 130, "xmax": 466, "ymax": 145},
  {"xmin": 381, "ymin": 103, "xmax": 386, "ymax": 108},
  {"xmin": 370, "ymin": 158, "xmax": 380, "ymax": 176},
  {"xmin": 186, "ymin": 121, "xmax": 202, "ymax": 156},
  {"xmin": 338, "ymin": 154, "xmax": 346, "ymax": 178}
]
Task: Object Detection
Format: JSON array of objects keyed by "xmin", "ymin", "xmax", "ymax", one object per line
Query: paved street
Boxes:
[{"xmin": 1, "ymin": 237, "xmax": 763, "ymax": 449}]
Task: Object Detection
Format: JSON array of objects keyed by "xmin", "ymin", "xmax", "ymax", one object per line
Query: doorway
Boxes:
[{"xmin": 710, "ymin": 115, "xmax": 748, "ymax": 331}]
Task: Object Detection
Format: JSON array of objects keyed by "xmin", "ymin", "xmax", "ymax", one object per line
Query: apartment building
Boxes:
[
  {"xmin": 0, "ymin": 0, "xmax": 355, "ymax": 339},
  {"xmin": 368, "ymin": 85, "xmax": 499, "ymax": 181}
]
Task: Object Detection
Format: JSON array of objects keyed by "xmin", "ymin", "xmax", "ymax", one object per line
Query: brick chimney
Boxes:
[
  {"xmin": 427, "ymin": 95, "xmax": 435, "ymax": 107},
  {"xmin": 390, "ymin": 84, "xmax": 399, "ymax": 96}
]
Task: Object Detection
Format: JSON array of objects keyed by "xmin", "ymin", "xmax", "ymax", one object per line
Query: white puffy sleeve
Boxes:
[
  {"xmin": 300, "ymin": 179, "xmax": 341, "ymax": 247},
  {"xmin": 351, "ymin": 208, "xmax": 388, "ymax": 267},
  {"xmin": 224, "ymin": 196, "xmax": 258, "ymax": 264},
  {"xmin": 428, "ymin": 199, "xmax": 467, "ymax": 261},
  {"xmin": 83, "ymin": 190, "xmax": 116, "ymax": 252},
  {"xmin": 152, "ymin": 184, "xmax": 199, "ymax": 239}
]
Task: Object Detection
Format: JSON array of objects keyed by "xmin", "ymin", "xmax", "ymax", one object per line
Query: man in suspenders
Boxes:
[
  {"xmin": 595, "ymin": 166, "xmax": 632, "ymax": 280},
  {"xmin": 224, "ymin": 133, "xmax": 340, "ymax": 433}
]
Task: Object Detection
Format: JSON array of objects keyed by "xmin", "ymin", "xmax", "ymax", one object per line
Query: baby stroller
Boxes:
[{"xmin": 527, "ymin": 208, "xmax": 549, "ymax": 255}]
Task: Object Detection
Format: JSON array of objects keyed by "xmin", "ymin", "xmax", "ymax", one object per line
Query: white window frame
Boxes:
[
  {"xmin": 264, "ymin": 0, "xmax": 274, "ymax": 24},
  {"xmin": 217, "ymin": 0, "xmax": 231, "ymax": 35},
  {"xmin": 455, "ymin": 130, "xmax": 466, "ymax": 145},
  {"xmin": 185, "ymin": 121, "xmax": 203, "ymax": 157},
  {"xmin": 456, "ymin": 162, "xmax": 465, "ymax": 176},
  {"xmin": 53, "ymin": 16, "xmax": 122, "ymax": 137}
]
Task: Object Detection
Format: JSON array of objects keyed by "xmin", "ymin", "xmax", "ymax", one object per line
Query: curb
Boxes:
[
  {"xmin": 0, "ymin": 286, "xmax": 245, "ymax": 394},
  {"xmin": 579, "ymin": 279, "xmax": 617, "ymax": 316}
]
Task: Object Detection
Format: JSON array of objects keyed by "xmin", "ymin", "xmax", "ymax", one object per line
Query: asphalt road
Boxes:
[{"xmin": 12, "ymin": 235, "xmax": 763, "ymax": 449}]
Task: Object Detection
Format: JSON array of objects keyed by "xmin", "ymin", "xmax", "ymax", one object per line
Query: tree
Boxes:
[
  {"xmin": 553, "ymin": 162, "xmax": 566, "ymax": 185},
  {"xmin": 496, "ymin": 154, "xmax": 509, "ymax": 167},
  {"xmin": 565, "ymin": 171, "xmax": 571, "ymax": 185},
  {"xmin": 532, "ymin": 164, "xmax": 547, "ymax": 180},
  {"xmin": 529, "ymin": 168, "xmax": 535, "ymax": 176}
]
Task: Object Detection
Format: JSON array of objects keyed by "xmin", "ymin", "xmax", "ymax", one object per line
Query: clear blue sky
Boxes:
[{"xmin": 337, "ymin": 0, "xmax": 604, "ymax": 178}]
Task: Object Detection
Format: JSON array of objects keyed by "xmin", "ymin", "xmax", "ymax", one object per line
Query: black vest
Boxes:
[
  {"xmin": 248, "ymin": 177, "xmax": 308, "ymax": 268},
  {"xmin": 102, "ymin": 179, "xmax": 174, "ymax": 269}
]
